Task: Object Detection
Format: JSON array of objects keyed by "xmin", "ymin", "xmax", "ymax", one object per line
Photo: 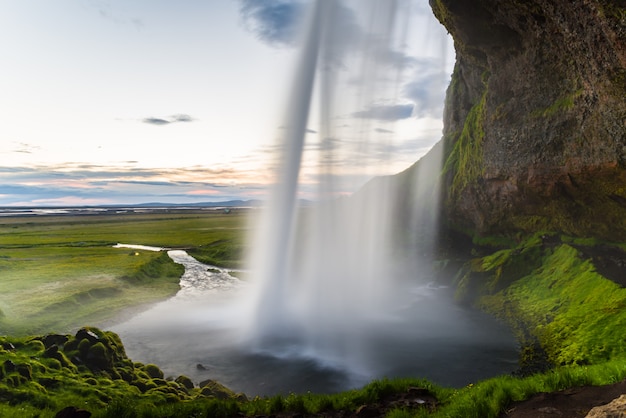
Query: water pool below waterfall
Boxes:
[{"xmin": 111, "ymin": 250, "xmax": 519, "ymax": 397}]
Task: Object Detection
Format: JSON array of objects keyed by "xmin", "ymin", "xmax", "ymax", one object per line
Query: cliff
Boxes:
[{"xmin": 429, "ymin": 0, "xmax": 626, "ymax": 240}]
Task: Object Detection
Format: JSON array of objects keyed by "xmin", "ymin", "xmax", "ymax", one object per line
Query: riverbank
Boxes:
[{"xmin": 0, "ymin": 210, "xmax": 248, "ymax": 335}]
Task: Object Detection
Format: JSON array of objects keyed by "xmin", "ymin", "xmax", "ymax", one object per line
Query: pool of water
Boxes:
[{"xmin": 111, "ymin": 250, "xmax": 519, "ymax": 396}]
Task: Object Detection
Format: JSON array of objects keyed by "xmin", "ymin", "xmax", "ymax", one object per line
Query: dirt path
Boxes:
[{"xmin": 500, "ymin": 379, "xmax": 626, "ymax": 418}]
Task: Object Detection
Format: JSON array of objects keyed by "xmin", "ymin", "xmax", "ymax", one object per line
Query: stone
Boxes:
[
  {"xmin": 174, "ymin": 375, "xmax": 194, "ymax": 390},
  {"xmin": 585, "ymin": 394, "xmax": 626, "ymax": 418},
  {"xmin": 3, "ymin": 359, "xmax": 16, "ymax": 372},
  {"xmin": 199, "ymin": 379, "xmax": 236, "ymax": 399},
  {"xmin": 75, "ymin": 328, "xmax": 99, "ymax": 343},
  {"xmin": 42, "ymin": 334, "xmax": 69, "ymax": 349},
  {"xmin": 1, "ymin": 342, "xmax": 15, "ymax": 351}
]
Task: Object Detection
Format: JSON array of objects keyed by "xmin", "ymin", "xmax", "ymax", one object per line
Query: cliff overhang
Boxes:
[{"xmin": 431, "ymin": 0, "xmax": 626, "ymax": 240}]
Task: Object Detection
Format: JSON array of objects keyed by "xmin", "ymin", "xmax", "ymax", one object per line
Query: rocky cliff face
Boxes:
[{"xmin": 429, "ymin": 0, "xmax": 626, "ymax": 240}]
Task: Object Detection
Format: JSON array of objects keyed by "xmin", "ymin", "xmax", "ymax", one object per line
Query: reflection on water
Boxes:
[{"xmin": 111, "ymin": 251, "xmax": 519, "ymax": 396}]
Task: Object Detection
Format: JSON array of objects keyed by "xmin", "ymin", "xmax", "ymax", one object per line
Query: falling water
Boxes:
[
  {"xmin": 113, "ymin": 0, "xmax": 519, "ymax": 395},
  {"xmin": 244, "ymin": 0, "xmax": 449, "ymax": 376}
]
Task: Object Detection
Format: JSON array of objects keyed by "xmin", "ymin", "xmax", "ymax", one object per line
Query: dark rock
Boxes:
[
  {"xmin": 3, "ymin": 359, "xmax": 16, "ymax": 372},
  {"xmin": 174, "ymin": 375, "xmax": 194, "ymax": 390},
  {"xmin": 428, "ymin": 0, "xmax": 626, "ymax": 241},
  {"xmin": 55, "ymin": 406, "xmax": 91, "ymax": 418},
  {"xmin": 42, "ymin": 334, "xmax": 69, "ymax": 348},
  {"xmin": 196, "ymin": 363, "xmax": 207, "ymax": 370},
  {"xmin": 16, "ymin": 364, "xmax": 32, "ymax": 380},
  {"xmin": 75, "ymin": 328, "xmax": 99, "ymax": 343},
  {"xmin": 1, "ymin": 342, "xmax": 15, "ymax": 351}
]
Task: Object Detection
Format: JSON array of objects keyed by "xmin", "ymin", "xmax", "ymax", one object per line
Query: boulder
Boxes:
[{"xmin": 586, "ymin": 394, "xmax": 626, "ymax": 418}]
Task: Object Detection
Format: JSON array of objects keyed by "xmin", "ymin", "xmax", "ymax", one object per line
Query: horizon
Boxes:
[{"xmin": 0, "ymin": 1, "xmax": 454, "ymax": 207}]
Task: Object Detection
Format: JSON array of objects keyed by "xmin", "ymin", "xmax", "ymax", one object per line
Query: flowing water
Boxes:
[{"xmin": 113, "ymin": 0, "xmax": 520, "ymax": 396}]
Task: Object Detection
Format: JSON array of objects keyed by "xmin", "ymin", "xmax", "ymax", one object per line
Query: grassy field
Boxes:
[{"xmin": 0, "ymin": 209, "xmax": 250, "ymax": 335}]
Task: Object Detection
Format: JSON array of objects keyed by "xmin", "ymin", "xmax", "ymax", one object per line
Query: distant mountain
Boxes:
[{"xmin": 129, "ymin": 200, "xmax": 264, "ymax": 208}]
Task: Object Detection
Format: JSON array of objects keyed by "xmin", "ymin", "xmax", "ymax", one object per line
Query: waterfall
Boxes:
[{"xmin": 243, "ymin": 0, "xmax": 448, "ymax": 377}]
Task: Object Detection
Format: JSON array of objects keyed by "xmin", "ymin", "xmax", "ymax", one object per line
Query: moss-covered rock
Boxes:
[
  {"xmin": 175, "ymin": 375, "xmax": 194, "ymax": 390},
  {"xmin": 198, "ymin": 379, "xmax": 236, "ymax": 400},
  {"xmin": 143, "ymin": 363, "xmax": 164, "ymax": 379}
]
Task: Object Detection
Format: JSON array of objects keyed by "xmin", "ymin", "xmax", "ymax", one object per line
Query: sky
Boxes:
[{"xmin": 0, "ymin": 0, "xmax": 454, "ymax": 206}]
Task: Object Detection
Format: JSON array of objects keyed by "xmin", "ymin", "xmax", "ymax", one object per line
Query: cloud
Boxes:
[
  {"xmin": 237, "ymin": 0, "xmax": 410, "ymax": 71},
  {"xmin": 142, "ymin": 114, "xmax": 194, "ymax": 126},
  {"xmin": 0, "ymin": 163, "xmax": 272, "ymax": 206},
  {"xmin": 9, "ymin": 142, "xmax": 41, "ymax": 154},
  {"xmin": 88, "ymin": 1, "xmax": 144, "ymax": 30},
  {"xmin": 352, "ymin": 104, "xmax": 414, "ymax": 121},
  {"xmin": 238, "ymin": 0, "xmax": 306, "ymax": 46},
  {"xmin": 143, "ymin": 117, "xmax": 170, "ymax": 126},
  {"xmin": 171, "ymin": 114, "xmax": 193, "ymax": 122},
  {"xmin": 402, "ymin": 71, "xmax": 449, "ymax": 119}
]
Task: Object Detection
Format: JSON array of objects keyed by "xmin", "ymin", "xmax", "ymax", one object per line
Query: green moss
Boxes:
[
  {"xmin": 77, "ymin": 338, "xmax": 91, "ymax": 356},
  {"xmin": 479, "ymin": 244, "xmax": 626, "ymax": 366},
  {"xmin": 199, "ymin": 379, "xmax": 236, "ymax": 400},
  {"xmin": 174, "ymin": 375, "xmax": 194, "ymax": 390},
  {"xmin": 532, "ymin": 89, "xmax": 583, "ymax": 117},
  {"xmin": 443, "ymin": 89, "xmax": 488, "ymax": 197},
  {"xmin": 143, "ymin": 364, "xmax": 164, "ymax": 379}
]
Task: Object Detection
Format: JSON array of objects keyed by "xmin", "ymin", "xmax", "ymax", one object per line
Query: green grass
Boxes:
[
  {"xmin": 0, "ymin": 211, "xmax": 249, "ymax": 335},
  {"xmin": 478, "ymin": 241, "xmax": 626, "ymax": 366}
]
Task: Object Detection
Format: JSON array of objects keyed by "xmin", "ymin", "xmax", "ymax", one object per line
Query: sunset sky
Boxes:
[{"xmin": 0, "ymin": 0, "xmax": 453, "ymax": 206}]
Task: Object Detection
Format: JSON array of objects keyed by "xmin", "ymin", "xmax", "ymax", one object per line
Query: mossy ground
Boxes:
[{"xmin": 474, "ymin": 236, "xmax": 626, "ymax": 367}]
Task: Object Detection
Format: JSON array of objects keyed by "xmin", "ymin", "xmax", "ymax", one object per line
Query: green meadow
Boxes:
[{"xmin": 0, "ymin": 210, "xmax": 249, "ymax": 335}]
